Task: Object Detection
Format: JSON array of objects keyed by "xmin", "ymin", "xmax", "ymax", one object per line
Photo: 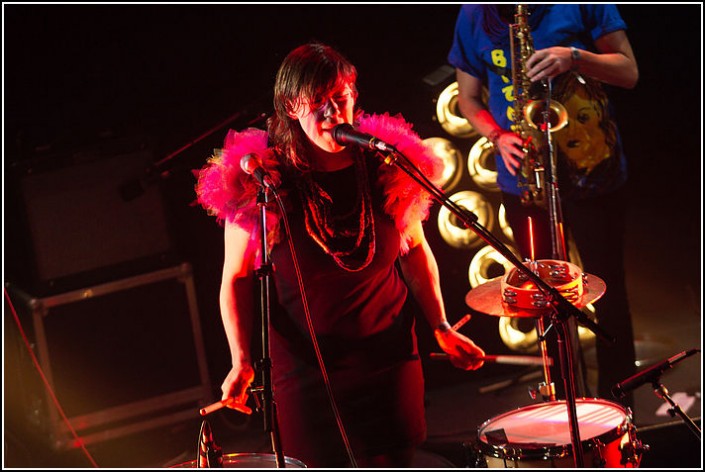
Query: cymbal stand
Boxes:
[
  {"xmin": 540, "ymin": 78, "xmax": 567, "ymax": 263},
  {"xmin": 534, "ymin": 317, "xmax": 557, "ymax": 401},
  {"xmin": 537, "ymin": 78, "xmax": 587, "ymax": 400},
  {"xmin": 374, "ymin": 145, "xmax": 616, "ymax": 468}
]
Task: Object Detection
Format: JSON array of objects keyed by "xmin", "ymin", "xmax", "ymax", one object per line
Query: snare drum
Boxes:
[
  {"xmin": 477, "ymin": 398, "xmax": 642, "ymax": 468},
  {"xmin": 171, "ymin": 452, "xmax": 307, "ymax": 468}
]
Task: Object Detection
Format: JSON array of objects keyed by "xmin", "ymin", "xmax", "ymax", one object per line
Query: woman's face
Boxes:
[
  {"xmin": 555, "ymin": 86, "xmax": 610, "ymax": 172},
  {"xmin": 288, "ymin": 81, "xmax": 356, "ymax": 153}
]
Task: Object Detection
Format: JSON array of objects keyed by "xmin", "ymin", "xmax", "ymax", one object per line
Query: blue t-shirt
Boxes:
[{"xmin": 448, "ymin": 4, "xmax": 628, "ymax": 198}]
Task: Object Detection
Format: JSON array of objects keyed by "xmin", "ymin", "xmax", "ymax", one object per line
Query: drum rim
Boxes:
[
  {"xmin": 222, "ymin": 452, "xmax": 307, "ymax": 467},
  {"xmin": 476, "ymin": 398, "xmax": 631, "ymax": 461},
  {"xmin": 171, "ymin": 452, "xmax": 307, "ymax": 468}
]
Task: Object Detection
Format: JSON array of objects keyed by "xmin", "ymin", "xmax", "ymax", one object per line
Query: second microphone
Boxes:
[{"xmin": 240, "ymin": 153, "xmax": 276, "ymax": 189}]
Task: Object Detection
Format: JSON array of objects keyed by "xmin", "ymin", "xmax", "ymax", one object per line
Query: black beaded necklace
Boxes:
[{"xmin": 297, "ymin": 153, "xmax": 376, "ymax": 272}]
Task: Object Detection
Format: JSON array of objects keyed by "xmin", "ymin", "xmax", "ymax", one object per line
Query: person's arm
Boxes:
[
  {"xmin": 219, "ymin": 220, "xmax": 258, "ymax": 408},
  {"xmin": 398, "ymin": 220, "xmax": 485, "ymax": 371},
  {"xmin": 526, "ymin": 30, "xmax": 639, "ymax": 89},
  {"xmin": 455, "ymin": 68, "xmax": 525, "ymax": 176}
]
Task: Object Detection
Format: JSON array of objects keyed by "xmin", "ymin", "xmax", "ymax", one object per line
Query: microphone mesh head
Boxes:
[
  {"xmin": 240, "ymin": 154, "xmax": 258, "ymax": 175},
  {"xmin": 332, "ymin": 123, "xmax": 354, "ymax": 144}
]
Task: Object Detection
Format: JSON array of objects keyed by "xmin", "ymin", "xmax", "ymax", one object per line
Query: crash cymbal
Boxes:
[{"xmin": 465, "ymin": 264, "xmax": 606, "ymax": 318}]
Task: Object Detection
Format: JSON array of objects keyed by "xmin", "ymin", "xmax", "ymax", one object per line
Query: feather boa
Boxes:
[{"xmin": 195, "ymin": 113, "xmax": 443, "ymax": 253}]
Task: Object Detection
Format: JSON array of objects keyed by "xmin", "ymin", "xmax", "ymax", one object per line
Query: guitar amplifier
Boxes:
[
  {"xmin": 5, "ymin": 263, "xmax": 212, "ymax": 450},
  {"xmin": 6, "ymin": 138, "xmax": 177, "ymax": 296}
]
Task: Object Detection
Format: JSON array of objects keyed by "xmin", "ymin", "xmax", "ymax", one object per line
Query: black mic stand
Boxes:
[
  {"xmin": 249, "ymin": 185, "xmax": 286, "ymax": 468},
  {"xmin": 374, "ymin": 146, "xmax": 616, "ymax": 468},
  {"xmin": 651, "ymin": 380, "xmax": 701, "ymax": 440}
]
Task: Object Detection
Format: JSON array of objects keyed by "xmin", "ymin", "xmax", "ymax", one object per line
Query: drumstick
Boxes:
[
  {"xmin": 200, "ymin": 398, "xmax": 253, "ymax": 416},
  {"xmin": 452, "ymin": 314, "xmax": 472, "ymax": 331},
  {"xmin": 429, "ymin": 352, "xmax": 552, "ymax": 366}
]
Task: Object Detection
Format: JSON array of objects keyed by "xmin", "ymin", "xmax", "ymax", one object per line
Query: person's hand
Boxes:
[
  {"xmin": 493, "ymin": 130, "xmax": 525, "ymax": 176},
  {"xmin": 221, "ymin": 361, "xmax": 256, "ymax": 413},
  {"xmin": 434, "ymin": 329, "xmax": 485, "ymax": 371},
  {"xmin": 526, "ymin": 46, "xmax": 573, "ymax": 82}
]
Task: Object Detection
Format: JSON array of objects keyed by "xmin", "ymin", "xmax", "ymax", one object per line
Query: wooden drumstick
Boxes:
[
  {"xmin": 452, "ymin": 314, "xmax": 472, "ymax": 331},
  {"xmin": 200, "ymin": 398, "xmax": 253, "ymax": 416},
  {"xmin": 429, "ymin": 352, "xmax": 553, "ymax": 366}
]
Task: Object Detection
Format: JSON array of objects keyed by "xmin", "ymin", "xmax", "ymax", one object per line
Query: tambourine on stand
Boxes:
[{"xmin": 466, "ymin": 259, "xmax": 605, "ymax": 398}]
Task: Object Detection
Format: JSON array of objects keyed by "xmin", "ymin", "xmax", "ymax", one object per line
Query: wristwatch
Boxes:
[
  {"xmin": 570, "ymin": 47, "xmax": 581, "ymax": 71},
  {"xmin": 435, "ymin": 321, "xmax": 452, "ymax": 334}
]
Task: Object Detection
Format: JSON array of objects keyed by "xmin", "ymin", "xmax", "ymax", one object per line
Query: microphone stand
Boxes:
[
  {"xmin": 651, "ymin": 380, "xmax": 701, "ymax": 440},
  {"xmin": 375, "ymin": 146, "xmax": 615, "ymax": 468},
  {"xmin": 250, "ymin": 185, "xmax": 286, "ymax": 468}
]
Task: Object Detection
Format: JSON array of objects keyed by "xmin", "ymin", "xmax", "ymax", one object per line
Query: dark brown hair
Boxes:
[{"xmin": 268, "ymin": 42, "xmax": 360, "ymax": 169}]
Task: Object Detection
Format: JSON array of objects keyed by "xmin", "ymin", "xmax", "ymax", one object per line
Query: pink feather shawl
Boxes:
[{"xmin": 195, "ymin": 113, "xmax": 443, "ymax": 253}]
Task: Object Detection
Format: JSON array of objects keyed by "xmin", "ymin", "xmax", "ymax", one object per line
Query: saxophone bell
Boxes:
[{"xmin": 525, "ymin": 98, "xmax": 569, "ymax": 133}]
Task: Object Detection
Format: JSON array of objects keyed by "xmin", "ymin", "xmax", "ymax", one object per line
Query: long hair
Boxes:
[{"xmin": 268, "ymin": 42, "xmax": 360, "ymax": 169}]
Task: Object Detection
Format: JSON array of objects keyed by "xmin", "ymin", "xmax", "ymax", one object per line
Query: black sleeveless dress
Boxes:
[{"xmin": 268, "ymin": 157, "xmax": 426, "ymax": 467}]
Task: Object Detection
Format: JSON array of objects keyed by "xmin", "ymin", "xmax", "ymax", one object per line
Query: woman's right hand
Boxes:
[{"xmin": 221, "ymin": 361, "xmax": 256, "ymax": 413}]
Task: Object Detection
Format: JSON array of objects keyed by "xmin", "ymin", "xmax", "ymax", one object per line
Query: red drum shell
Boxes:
[{"xmin": 477, "ymin": 398, "xmax": 641, "ymax": 468}]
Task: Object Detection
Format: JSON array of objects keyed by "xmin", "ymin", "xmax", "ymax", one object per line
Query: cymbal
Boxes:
[{"xmin": 465, "ymin": 273, "xmax": 606, "ymax": 318}]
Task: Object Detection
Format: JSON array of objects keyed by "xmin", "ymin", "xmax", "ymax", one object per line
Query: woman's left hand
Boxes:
[{"xmin": 434, "ymin": 329, "xmax": 486, "ymax": 371}]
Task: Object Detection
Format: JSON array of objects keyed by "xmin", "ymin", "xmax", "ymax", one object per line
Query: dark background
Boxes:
[{"xmin": 3, "ymin": 4, "xmax": 702, "ymax": 468}]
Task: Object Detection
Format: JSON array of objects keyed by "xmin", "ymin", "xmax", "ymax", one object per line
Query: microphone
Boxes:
[
  {"xmin": 611, "ymin": 348, "xmax": 700, "ymax": 399},
  {"xmin": 240, "ymin": 153, "xmax": 275, "ymax": 189},
  {"xmin": 332, "ymin": 123, "xmax": 396, "ymax": 152}
]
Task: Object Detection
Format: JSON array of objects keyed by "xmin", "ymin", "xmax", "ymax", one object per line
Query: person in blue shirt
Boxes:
[{"xmin": 448, "ymin": 4, "xmax": 639, "ymax": 408}]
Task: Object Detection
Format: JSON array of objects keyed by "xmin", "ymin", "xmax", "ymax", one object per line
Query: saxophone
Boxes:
[{"xmin": 510, "ymin": 4, "xmax": 568, "ymax": 207}]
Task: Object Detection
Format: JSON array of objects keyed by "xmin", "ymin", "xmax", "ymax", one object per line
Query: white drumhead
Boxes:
[{"xmin": 479, "ymin": 398, "xmax": 626, "ymax": 446}]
